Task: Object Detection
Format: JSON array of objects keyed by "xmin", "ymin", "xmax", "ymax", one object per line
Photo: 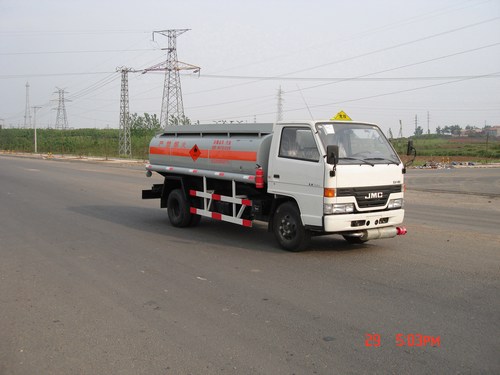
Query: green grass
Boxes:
[
  {"xmin": 391, "ymin": 134, "xmax": 500, "ymax": 161},
  {"xmin": 0, "ymin": 128, "xmax": 154, "ymax": 160}
]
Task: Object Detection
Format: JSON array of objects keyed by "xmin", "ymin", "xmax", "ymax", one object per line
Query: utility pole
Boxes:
[
  {"xmin": 24, "ymin": 82, "xmax": 32, "ymax": 128},
  {"xmin": 398, "ymin": 120, "xmax": 403, "ymax": 138},
  {"xmin": 143, "ymin": 29, "xmax": 200, "ymax": 128},
  {"xmin": 54, "ymin": 88, "xmax": 69, "ymax": 129},
  {"xmin": 276, "ymin": 86, "xmax": 284, "ymax": 122},
  {"xmin": 414, "ymin": 114, "xmax": 418, "ymax": 134},
  {"xmin": 427, "ymin": 111, "xmax": 430, "ymax": 134},
  {"xmin": 32, "ymin": 105, "xmax": 41, "ymax": 153},
  {"xmin": 117, "ymin": 67, "xmax": 132, "ymax": 157}
]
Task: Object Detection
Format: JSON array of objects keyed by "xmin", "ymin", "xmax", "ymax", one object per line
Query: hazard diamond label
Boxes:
[
  {"xmin": 331, "ymin": 110, "xmax": 352, "ymax": 121},
  {"xmin": 189, "ymin": 144, "xmax": 201, "ymax": 161}
]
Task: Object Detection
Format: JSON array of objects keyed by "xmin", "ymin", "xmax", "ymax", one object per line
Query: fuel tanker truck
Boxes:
[{"xmin": 142, "ymin": 116, "xmax": 408, "ymax": 251}]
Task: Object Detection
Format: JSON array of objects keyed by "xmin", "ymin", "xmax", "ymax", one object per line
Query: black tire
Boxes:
[
  {"xmin": 167, "ymin": 189, "xmax": 192, "ymax": 227},
  {"xmin": 188, "ymin": 213, "xmax": 201, "ymax": 227},
  {"xmin": 273, "ymin": 202, "xmax": 311, "ymax": 252},
  {"xmin": 343, "ymin": 235, "xmax": 368, "ymax": 244}
]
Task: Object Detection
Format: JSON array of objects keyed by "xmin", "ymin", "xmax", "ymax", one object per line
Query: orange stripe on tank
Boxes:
[
  {"xmin": 150, "ymin": 147, "xmax": 256, "ymax": 162},
  {"xmin": 209, "ymin": 150, "xmax": 256, "ymax": 161},
  {"xmin": 149, "ymin": 146, "xmax": 170, "ymax": 155}
]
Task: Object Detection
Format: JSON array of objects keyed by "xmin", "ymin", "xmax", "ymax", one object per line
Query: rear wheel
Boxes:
[
  {"xmin": 273, "ymin": 202, "xmax": 310, "ymax": 252},
  {"xmin": 188, "ymin": 213, "xmax": 201, "ymax": 227},
  {"xmin": 167, "ymin": 189, "xmax": 193, "ymax": 227}
]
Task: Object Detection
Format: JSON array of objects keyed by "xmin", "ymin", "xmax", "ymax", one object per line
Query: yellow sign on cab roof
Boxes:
[{"xmin": 331, "ymin": 110, "xmax": 352, "ymax": 121}]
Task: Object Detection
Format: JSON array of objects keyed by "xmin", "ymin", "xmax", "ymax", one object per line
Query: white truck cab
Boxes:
[{"xmin": 267, "ymin": 120, "xmax": 406, "ymax": 249}]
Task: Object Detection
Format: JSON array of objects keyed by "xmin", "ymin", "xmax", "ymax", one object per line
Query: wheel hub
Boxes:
[{"xmin": 279, "ymin": 216, "xmax": 296, "ymax": 239}]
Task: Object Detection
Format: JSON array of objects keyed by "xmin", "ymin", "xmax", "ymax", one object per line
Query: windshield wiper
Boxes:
[
  {"xmin": 364, "ymin": 157, "xmax": 400, "ymax": 165},
  {"xmin": 339, "ymin": 157, "xmax": 374, "ymax": 166}
]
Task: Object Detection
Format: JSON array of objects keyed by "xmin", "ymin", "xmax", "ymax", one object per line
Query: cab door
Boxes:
[{"xmin": 267, "ymin": 125, "xmax": 325, "ymax": 227}]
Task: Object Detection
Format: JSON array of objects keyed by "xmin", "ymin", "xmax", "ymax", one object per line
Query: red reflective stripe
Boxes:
[
  {"xmin": 212, "ymin": 212, "xmax": 222, "ymax": 220},
  {"xmin": 242, "ymin": 199, "xmax": 252, "ymax": 206},
  {"xmin": 190, "ymin": 207, "xmax": 197, "ymax": 214},
  {"xmin": 189, "ymin": 190, "xmax": 196, "ymax": 197},
  {"xmin": 242, "ymin": 219, "xmax": 252, "ymax": 227},
  {"xmin": 212, "ymin": 194, "xmax": 221, "ymax": 201}
]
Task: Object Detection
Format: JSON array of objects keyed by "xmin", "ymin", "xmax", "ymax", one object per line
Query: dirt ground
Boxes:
[{"xmin": 402, "ymin": 155, "xmax": 499, "ymax": 166}]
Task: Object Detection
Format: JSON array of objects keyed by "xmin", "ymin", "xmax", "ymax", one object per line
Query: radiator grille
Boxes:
[{"xmin": 337, "ymin": 185, "xmax": 402, "ymax": 208}]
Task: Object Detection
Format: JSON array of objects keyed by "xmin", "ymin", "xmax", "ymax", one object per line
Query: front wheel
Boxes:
[{"xmin": 273, "ymin": 202, "xmax": 311, "ymax": 252}]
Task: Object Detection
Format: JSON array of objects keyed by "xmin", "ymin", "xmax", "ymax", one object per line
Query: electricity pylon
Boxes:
[
  {"xmin": 143, "ymin": 29, "xmax": 200, "ymax": 128},
  {"xmin": 54, "ymin": 88, "xmax": 69, "ymax": 129},
  {"xmin": 24, "ymin": 82, "xmax": 31, "ymax": 128},
  {"xmin": 117, "ymin": 67, "xmax": 132, "ymax": 157},
  {"xmin": 388, "ymin": 128, "xmax": 394, "ymax": 139},
  {"xmin": 276, "ymin": 86, "xmax": 284, "ymax": 122}
]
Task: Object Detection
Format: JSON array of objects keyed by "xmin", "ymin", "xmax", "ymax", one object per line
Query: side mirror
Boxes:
[
  {"xmin": 405, "ymin": 139, "xmax": 417, "ymax": 168},
  {"xmin": 406, "ymin": 140, "xmax": 415, "ymax": 156},
  {"xmin": 326, "ymin": 145, "xmax": 339, "ymax": 165}
]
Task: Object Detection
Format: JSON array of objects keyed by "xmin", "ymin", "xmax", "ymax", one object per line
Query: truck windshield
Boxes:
[{"xmin": 316, "ymin": 122, "xmax": 400, "ymax": 165}]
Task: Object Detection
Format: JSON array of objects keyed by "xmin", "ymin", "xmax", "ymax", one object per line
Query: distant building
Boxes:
[{"xmin": 485, "ymin": 126, "xmax": 500, "ymax": 137}]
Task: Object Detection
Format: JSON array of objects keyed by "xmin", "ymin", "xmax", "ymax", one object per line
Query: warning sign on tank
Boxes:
[{"xmin": 189, "ymin": 144, "xmax": 201, "ymax": 161}]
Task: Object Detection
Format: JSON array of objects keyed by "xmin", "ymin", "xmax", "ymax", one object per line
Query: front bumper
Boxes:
[{"xmin": 323, "ymin": 209, "xmax": 405, "ymax": 233}]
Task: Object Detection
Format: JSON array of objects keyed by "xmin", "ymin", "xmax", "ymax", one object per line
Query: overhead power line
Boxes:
[
  {"xmin": 0, "ymin": 48, "xmax": 158, "ymax": 56},
  {"xmin": 222, "ymin": 70, "xmax": 500, "ymax": 121},
  {"xmin": 0, "ymin": 29, "xmax": 150, "ymax": 36},
  {"xmin": 68, "ymin": 73, "xmax": 120, "ymax": 101},
  {"xmin": 185, "ymin": 16, "xmax": 500, "ymax": 96},
  {"xmin": 0, "ymin": 72, "xmax": 115, "ymax": 79},
  {"xmin": 284, "ymin": 42, "xmax": 500, "ymax": 94},
  {"xmin": 279, "ymin": 16, "xmax": 500, "ymax": 77},
  {"xmin": 191, "ymin": 73, "xmax": 500, "ymax": 82},
  {"xmin": 184, "ymin": 42, "xmax": 500, "ymax": 111}
]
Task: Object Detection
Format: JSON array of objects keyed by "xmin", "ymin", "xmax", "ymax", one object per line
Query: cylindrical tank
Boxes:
[{"xmin": 149, "ymin": 123, "xmax": 274, "ymax": 179}]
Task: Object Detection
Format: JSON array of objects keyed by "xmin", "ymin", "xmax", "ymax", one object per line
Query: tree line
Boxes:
[
  {"xmin": 413, "ymin": 124, "xmax": 495, "ymax": 137},
  {"xmin": 0, "ymin": 113, "xmax": 191, "ymax": 159}
]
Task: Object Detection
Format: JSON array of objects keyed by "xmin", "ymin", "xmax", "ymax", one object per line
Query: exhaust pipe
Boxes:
[
  {"xmin": 348, "ymin": 226, "xmax": 407, "ymax": 241},
  {"xmin": 396, "ymin": 226, "xmax": 407, "ymax": 235}
]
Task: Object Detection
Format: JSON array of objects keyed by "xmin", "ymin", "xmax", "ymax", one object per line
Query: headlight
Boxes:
[
  {"xmin": 324, "ymin": 203, "xmax": 354, "ymax": 215},
  {"xmin": 388, "ymin": 198, "xmax": 404, "ymax": 209}
]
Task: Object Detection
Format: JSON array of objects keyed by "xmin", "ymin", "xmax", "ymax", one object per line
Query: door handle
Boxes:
[{"xmin": 274, "ymin": 174, "xmax": 280, "ymax": 179}]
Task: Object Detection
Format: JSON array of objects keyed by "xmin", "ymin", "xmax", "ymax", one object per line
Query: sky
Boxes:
[{"xmin": 1, "ymin": 0, "xmax": 499, "ymax": 136}]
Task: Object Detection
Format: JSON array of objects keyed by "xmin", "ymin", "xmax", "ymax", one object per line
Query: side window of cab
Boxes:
[{"xmin": 279, "ymin": 127, "xmax": 320, "ymax": 162}]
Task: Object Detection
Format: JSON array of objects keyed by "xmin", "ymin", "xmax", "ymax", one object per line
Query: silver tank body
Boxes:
[{"xmin": 149, "ymin": 123, "xmax": 274, "ymax": 179}]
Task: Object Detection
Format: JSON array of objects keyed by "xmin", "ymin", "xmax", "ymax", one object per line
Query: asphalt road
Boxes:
[{"xmin": 0, "ymin": 156, "xmax": 499, "ymax": 375}]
